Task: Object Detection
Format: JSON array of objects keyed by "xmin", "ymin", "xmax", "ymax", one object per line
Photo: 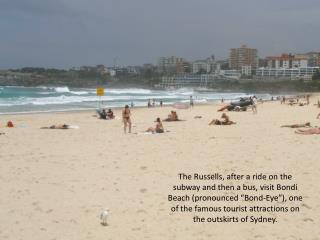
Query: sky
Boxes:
[{"xmin": 0, "ymin": 0, "xmax": 320, "ymax": 69}]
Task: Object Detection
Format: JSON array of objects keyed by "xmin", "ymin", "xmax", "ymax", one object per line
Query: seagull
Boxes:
[{"xmin": 100, "ymin": 208, "xmax": 109, "ymax": 226}]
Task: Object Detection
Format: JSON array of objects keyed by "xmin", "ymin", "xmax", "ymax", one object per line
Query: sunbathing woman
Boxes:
[
  {"xmin": 164, "ymin": 111, "xmax": 179, "ymax": 121},
  {"xmin": 209, "ymin": 113, "xmax": 236, "ymax": 125},
  {"xmin": 146, "ymin": 118, "xmax": 164, "ymax": 133},
  {"xmin": 41, "ymin": 124, "xmax": 71, "ymax": 129},
  {"xmin": 295, "ymin": 128, "xmax": 320, "ymax": 135},
  {"xmin": 281, "ymin": 122, "xmax": 311, "ymax": 128}
]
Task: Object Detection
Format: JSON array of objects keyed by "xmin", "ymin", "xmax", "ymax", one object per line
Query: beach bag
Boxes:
[{"xmin": 7, "ymin": 121, "xmax": 14, "ymax": 128}]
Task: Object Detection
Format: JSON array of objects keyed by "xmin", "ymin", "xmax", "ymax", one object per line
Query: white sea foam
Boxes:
[
  {"xmin": 0, "ymin": 86, "xmax": 275, "ymax": 114},
  {"xmin": 69, "ymin": 91, "xmax": 89, "ymax": 95},
  {"xmin": 108, "ymin": 88, "xmax": 152, "ymax": 95},
  {"xmin": 54, "ymin": 86, "xmax": 70, "ymax": 93}
]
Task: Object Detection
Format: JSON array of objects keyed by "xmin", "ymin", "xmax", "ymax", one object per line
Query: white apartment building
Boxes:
[
  {"xmin": 192, "ymin": 60, "xmax": 218, "ymax": 74},
  {"xmin": 217, "ymin": 70, "xmax": 241, "ymax": 79},
  {"xmin": 266, "ymin": 54, "xmax": 308, "ymax": 69},
  {"xmin": 256, "ymin": 67, "xmax": 319, "ymax": 80},
  {"xmin": 241, "ymin": 65, "xmax": 252, "ymax": 76}
]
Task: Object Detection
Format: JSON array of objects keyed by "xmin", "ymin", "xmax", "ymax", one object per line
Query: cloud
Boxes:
[
  {"xmin": 0, "ymin": 0, "xmax": 78, "ymax": 17},
  {"xmin": 0, "ymin": 0, "xmax": 320, "ymax": 68}
]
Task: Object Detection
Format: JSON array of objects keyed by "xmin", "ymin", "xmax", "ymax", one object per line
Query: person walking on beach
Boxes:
[
  {"xmin": 190, "ymin": 95, "xmax": 194, "ymax": 108},
  {"xmin": 252, "ymin": 96, "xmax": 258, "ymax": 114},
  {"xmin": 122, "ymin": 105, "xmax": 132, "ymax": 133}
]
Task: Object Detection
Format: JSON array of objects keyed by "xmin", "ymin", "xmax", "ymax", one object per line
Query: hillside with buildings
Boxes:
[{"xmin": 1, "ymin": 45, "xmax": 320, "ymax": 92}]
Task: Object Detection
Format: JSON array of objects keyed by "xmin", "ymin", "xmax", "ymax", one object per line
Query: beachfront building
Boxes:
[
  {"xmin": 160, "ymin": 74, "xmax": 217, "ymax": 88},
  {"xmin": 126, "ymin": 66, "xmax": 141, "ymax": 75},
  {"xmin": 296, "ymin": 52, "xmax": 320, "ymax": 67},
  {"xmin": 256, "ymin": 67, "xmax": 319, "ymax": 81},
  {"xmin": 217, "ymin": 70, "xmax": 241, "ymax": 79},
  {"xmin": 160, "ymin": 70, "xmax": 242, "ymax": 88},
  {"xmin": 192, "ymin": 57, "xmax": 219, "ymax": 74},
  {"xmin": 176, "ymin": 61, "xmax": 191, "ymax": 74},
  {"xmin": 229, "ymin": 45, "xmax": 258, "ymax": 70},
  {"xmin": 157, "ymin": 56, "xmax": 187, "ymax": 74},
  {"xmin": 266, "ymin": 54, "xmax": 308, "ymax": 69},
  {"xmin": 241, "ymin": 65, "xmax": 252, "ymax": 76}
]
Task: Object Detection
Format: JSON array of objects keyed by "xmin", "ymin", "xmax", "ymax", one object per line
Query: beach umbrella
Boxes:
[{"xmin": 173, "ymin": 102, "xmax": 189, "ymax": 109}]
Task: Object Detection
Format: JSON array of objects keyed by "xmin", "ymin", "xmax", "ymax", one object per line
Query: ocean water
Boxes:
[{"xmin": 0, "ymin": 86, "xmax": 273, "ymax": 114}]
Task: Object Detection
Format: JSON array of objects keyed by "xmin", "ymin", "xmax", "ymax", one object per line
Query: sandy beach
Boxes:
[{"xmin": 1, "ymin": 98, "xmax": 320, "ymax": 240}]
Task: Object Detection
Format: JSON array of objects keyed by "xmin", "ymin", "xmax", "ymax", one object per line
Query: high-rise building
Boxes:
[{"xmin": 229, "ymin": 45, "xmax": 258, "ymax": 70}]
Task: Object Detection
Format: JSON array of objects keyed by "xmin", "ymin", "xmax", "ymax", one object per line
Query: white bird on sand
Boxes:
[{"xmin": 100, "ymin": 208, "xmax": 109, "ymax": 226}]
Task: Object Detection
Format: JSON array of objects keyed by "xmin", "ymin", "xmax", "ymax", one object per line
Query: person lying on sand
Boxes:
[
  {"xmin": 295, "ymin": 128, "xmax": 320, "ymax": 135},
  {"xmin": 218, "ymin": 104, "xmax": 232, "ymax": 112},
  {"xmin": 163, "ymin": 111, "xmax": 179, "ymax": 121},
  {"xmin": 146, "ymin": 118, "xmax": 164, "ymax": 134},
  {"xmin": 41, "ymin": 124, "xmax": 72, "ymax": 129},
  {"xmin": 281, "ymin": 122, "xmax": 311, "ymax": 128},
  {"xmin": 209, "ymin": 113, "xmax": 236, "ymax": 125},
  {"xmin": 298, "ymin": 102, "xmax": 307, "ymax": 106}
]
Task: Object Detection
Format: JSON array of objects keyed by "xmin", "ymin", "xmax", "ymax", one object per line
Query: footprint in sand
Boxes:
[
  {"xmin": 301, "ymin": 203, "xmax": 312, "ymax": 209},
  {"xmin": 70, "ymin": 219, "xmax": 78, "ymax": 224},
  {"xmin": 46, "ymin": 209, "xmax": 53, "ymax": 214},
  {"xmin": 132, "ymin": 227, "xmax": 141, "ymax": 231},
  {"xmin": 140, "ymin": 188, "xmax": 147, "ymax": 193},
  {"xmin": 140, "ymin": 166, "xmax": 147, "ymax": 170},
  {"xmin": 303, "ymin": 218, "xmax": 314, "ymax": 222},
  {"xmin": 137, "ymin": 209, "xmax": 147, "ymax": 214},
  {"xmin": 34, "ymin": 206, "xmax": 43, "ymax": 212},
  {"xmin": 254, "ymin": 235, "xmax": 264, "ymax": 238}
]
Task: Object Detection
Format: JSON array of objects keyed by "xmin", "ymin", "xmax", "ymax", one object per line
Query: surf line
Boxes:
[{"xmin": 173, "ymin": 184, "xmax": 201, "ymax": 192}]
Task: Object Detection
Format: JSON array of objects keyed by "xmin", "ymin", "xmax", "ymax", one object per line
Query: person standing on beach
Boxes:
[
  {"xmin": 190, "ymin": 95, "xmax": 194, "ymax": 108},
  {"xmin": 160, "ymin": 100, "xmax": 163, "ymax": 107},
  {"xmin": 122, "ymin": 105, "xmax": 132, "ymax": 133},
  {"xmin": 252, "ymin": 96, "xmax": 258, "ymax": 114}
]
